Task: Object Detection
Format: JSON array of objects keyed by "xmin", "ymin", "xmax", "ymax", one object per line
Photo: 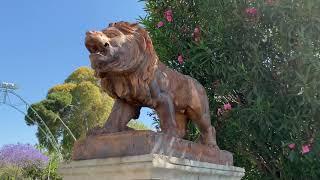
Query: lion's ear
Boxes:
[
  {"xmin": 111, "ymin": 22, "xmax": 136, "ymax": 35},
  {"xmin": 130, "ymin": 23, "xmax": 139, "ymax": 27},
  {"xmin": 136, "ymin": 28, "xmax": 153, "ymax": 51}
]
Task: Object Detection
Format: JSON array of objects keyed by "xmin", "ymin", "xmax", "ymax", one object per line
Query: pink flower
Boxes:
[
  {"xmin": 217, "ymin": 108, "xmax": 223, "ymax": 116},
  {"xmin": 164, "ymin": 9, "xmax": 173, "ymax": 22},
  {"xmin": 194, "ymin": 27, "xmax": 200, "ymax": 33},
  {"xmin": 157, "ymin": 21, "xmax": 164, "ymax": 28},
  {"xmin": 245, "ymin": 7, "xmax": 257, "ymax": 16},
  {"xmin": 164, "ymin": 9, "xmax": 172, "ymax": 17},
  {"xmin": 223, "ymin": 103, "xmax": 232, "ymax": 110},
  {"xmin": 177, "ymin": 55, "xmax": 184, "ymax": 64},
  {"xmin": 288, "ymin": 143, "xmax": 296, "ymax": 150},
  {"xmin": 166, "ymin": 15, "xmax": 173, "ymax": 22},
  {"xmin": 192, "ymin": 27, "xmax": 201, "ymax": 42},
  {"xmin": 301, "ymin": 144, "xmax": 311, "ymax": 154}
]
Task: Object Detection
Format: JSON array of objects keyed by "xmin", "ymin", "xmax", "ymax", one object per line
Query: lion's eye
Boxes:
[{"xmin": 107, "ymin": 33, "xmax": 118, "ymax": 38}]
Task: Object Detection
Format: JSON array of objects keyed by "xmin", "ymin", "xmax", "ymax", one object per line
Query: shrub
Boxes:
[
  {"xmin": 0, "ymin": 143, "xmax": 51, "ymax": 179},
  {"xmin": 140, "ymin": 0, "xmax": 320, "ymax": 179}
]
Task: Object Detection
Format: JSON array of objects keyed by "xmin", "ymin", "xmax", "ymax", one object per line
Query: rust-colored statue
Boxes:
[{"xmin": 85, "ymin": 22, "xmax": 218, "ymax": 148}]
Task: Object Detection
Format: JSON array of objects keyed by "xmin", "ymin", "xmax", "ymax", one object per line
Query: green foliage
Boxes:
[
  {"xmin": 38, "ymin": 152, "xmax": 62, "ymax": 180},
  {"xmin": 127, "ymin": 120, "xmax": 149, "ymax": 130},
  {"xmin": 0, "ymin": 165, "xmax": 23, "ymax": 179},
  {"xmin": 48, "ymin": 83, "xmax": 76, "ymax": 94},
  {"xmin": 141, "ymin": 0, "xmax": 320, "ymax": 179},
  {"xmin": 25, "ymin": 67, "xmax": 114, "ymax": 159},
  {"xmin": 65, "ymin": 67, "xmax": 96, "ymax": 84},
  {"xmin": 24, "ymin": 145, "xmax": 62, "ymax": 179}
]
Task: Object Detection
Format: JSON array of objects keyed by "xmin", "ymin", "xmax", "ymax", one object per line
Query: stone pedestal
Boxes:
[
  {"xmin": 59, "ymin": 131, "xmax": 245, "ymax": 179},
  {"xmin": 59, "ymin": 154, "xmax": 245, "ymax": 180},
  {"xmin": 72, "ymin": 131, "xmax": 233, "ymax": 165}
]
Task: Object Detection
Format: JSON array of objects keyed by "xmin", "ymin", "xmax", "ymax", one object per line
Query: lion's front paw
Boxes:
[
  {"xmin": 207, "ymin": 143, "xmax": 220, "ymax": 150},
  {"xmin": 200, "ymin": 136, "xmax": 220, "ymax": 150}
]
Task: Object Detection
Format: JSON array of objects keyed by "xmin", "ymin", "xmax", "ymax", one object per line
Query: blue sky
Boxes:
[{"xmin": 0, "ymin": 0, "xmax": 154, "ymax": 147}]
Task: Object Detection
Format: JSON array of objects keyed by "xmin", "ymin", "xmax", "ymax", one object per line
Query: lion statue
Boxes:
[{"xmin": 85, "ymin": 22, "xmax": 218, "ymax": 148}]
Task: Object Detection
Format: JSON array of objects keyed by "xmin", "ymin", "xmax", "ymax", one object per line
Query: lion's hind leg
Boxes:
[
  {"xmin": 186, "ymin": 107, "xmax": 219, "ymax": 149},
  {"xmin": 199, "ymin": 114, "xmax": 219, "ymax": 149}
]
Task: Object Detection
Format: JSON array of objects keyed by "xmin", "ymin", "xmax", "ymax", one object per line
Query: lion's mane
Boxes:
[{"xmin": 96, "ymin": 22, "xmax": 159, "ymax": 104}]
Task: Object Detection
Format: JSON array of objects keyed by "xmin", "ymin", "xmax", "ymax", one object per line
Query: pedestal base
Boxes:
[
  {"xmin": 72, "ymin": 131, "xmax": 233, "ymax": 165},
  {"xmin": 59, "ymin": 154, "xmax": 245, "ymax": 180}
]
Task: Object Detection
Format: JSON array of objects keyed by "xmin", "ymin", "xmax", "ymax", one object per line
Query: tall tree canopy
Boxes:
[
  {"xmin": 26, "ymin": 67, "xmax": 149, "ymax": 158},
  {"xmin": 25, "ymin": 67, "xmax": 113, "ymax": 158},
  {"xmin": 141, "ymin": 0, "xmax": 320, "ymax": 179}
]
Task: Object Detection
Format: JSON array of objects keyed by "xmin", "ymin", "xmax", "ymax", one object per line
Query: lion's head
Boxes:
[{"xmin": 85, "ymin": 22, "xmax": 158, "ymax": 81}]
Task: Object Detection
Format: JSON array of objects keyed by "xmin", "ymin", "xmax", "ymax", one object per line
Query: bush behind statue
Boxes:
[{"xmin": 140, "ymin": 0, "xmax": 320, "ymax": 179}]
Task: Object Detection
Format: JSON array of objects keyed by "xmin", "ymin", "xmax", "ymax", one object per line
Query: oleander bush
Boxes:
[{"xmin": 140, "ymin": 0, "xmax": 320, "ymax": 179}]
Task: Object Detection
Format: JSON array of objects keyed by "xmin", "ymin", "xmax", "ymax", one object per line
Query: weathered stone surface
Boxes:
[
  {"xmin": 85, "ymin": 22, "xmax": 219, "ymax": 148},
  {"xmin": 72, "ymin": 130, "xmax": 233, "ymax": 165},
  {"xmin": 59, "ymin": 154, "xmax": 245, "ymax": 180}
]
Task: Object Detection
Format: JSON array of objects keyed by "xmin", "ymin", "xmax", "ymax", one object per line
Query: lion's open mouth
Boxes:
[
  {"xmin": 85, "ymin": 32, "xmax": 110, "ymax": 57},
  {"xmin": 87, "ymin": 43, "xmax": 109, "ymax": 57},
  {"xmin": 89, "ymin": 46, "xmax": 118, "ymax": 68}
]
